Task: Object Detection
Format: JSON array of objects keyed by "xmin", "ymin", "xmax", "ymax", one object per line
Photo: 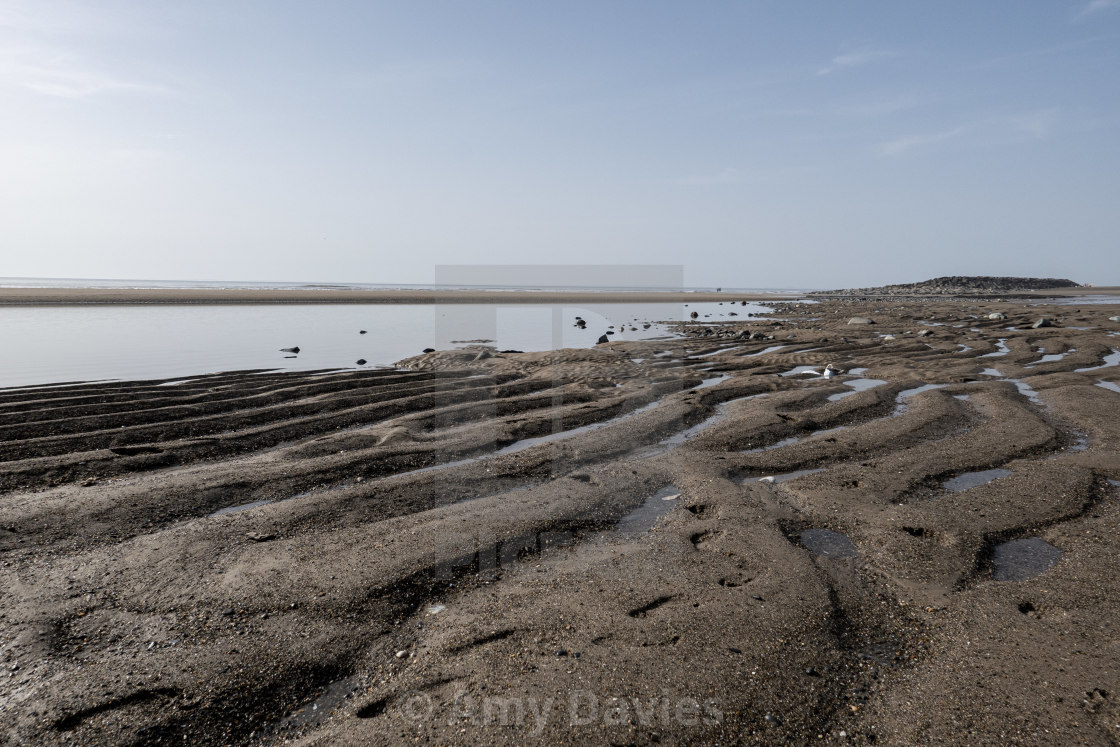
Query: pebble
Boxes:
[{"xmin": 395, "ymin": 650, "xmax": 408, "ymax": 659}]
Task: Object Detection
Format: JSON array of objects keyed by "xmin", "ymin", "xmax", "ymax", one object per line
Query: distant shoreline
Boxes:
[{"xmin": 0, "ymin": 287, "xmax": 799, "ymax": 306}]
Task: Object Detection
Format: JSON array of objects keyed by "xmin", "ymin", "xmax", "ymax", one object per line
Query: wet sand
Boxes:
[
  {"xmin": 2, "ymin": 298, "xmax": 1120, "ymax": 745},
  {"xmin": 0, "ymin": 287, "xmax": 782, "ymax": 305}
]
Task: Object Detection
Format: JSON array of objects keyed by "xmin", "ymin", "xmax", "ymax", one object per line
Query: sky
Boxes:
[{"xmin": 1, "ymin": 1, "xmax": 1118, "ymax": 289}]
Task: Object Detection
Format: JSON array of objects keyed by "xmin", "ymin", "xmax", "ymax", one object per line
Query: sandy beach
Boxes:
[{"xmin": 2, "ymin": 296, "xmax": 1120, "ymax": 745}]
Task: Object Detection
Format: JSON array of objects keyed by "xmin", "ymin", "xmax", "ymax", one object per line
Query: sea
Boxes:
[{"xmin": 0, "ymin": 277, "xmax": 810, "ymax": 389}]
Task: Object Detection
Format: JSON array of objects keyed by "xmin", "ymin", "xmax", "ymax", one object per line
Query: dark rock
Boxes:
[
  {"xmin": 355, "ymin": 359, "xmax": 367, "ymax": 365},
  {"xmin": 596, "ymin": 335, "xmax": 610, "ymax": 344},
  {"xmin": 690, "ymin": 311, "xmax": 699, "ymax": 319},
  {"xmin": 422, "ymin": 348, "xmax": 436, "ymax": 353},
  {"xmin": 500, "ymin": 349, "xmax": 523, "ymax": 354},
  {"xmin": 280, "ymin": 346, "xmax": 300, "ymax": 353},
  {"xmin": 359, "ymin": 330, "xmax": 367, "ymax": 334}
]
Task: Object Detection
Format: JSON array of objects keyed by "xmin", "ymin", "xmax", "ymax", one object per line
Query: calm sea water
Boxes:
[{"xmin": 0, "ymin": 301, "xmax": 774, "ymax": 388}]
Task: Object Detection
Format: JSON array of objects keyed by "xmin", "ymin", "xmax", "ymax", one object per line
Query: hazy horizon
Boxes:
[{"xmin": 2, "ymin": 2, "xmax": 1118, "ymax": 288}]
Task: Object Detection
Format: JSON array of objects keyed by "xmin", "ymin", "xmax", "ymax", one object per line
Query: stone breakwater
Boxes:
[{"xmin": 1, "ymin": 297, "xmax": 1119, "ymax": 745}]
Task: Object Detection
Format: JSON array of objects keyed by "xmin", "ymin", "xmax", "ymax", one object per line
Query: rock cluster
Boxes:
[{"xmin": 815, "ymin": 276, "xmax": 1081, "ymax": 298}]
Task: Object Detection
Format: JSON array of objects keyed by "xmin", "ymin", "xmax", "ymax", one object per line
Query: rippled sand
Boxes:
[{"xmin": 2, "ymin": 297, "xmax": 1119, "ymax": 745}]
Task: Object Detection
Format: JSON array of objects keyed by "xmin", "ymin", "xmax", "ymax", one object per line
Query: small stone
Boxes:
[
  {"xmin": 1032, "ymin": 317, "xmax": 1055, "ymax": 329},
  {"xmin": 359, "ymin": 330, "xmax": 367, "ymax": 334},
  {"xmin": 395, "ymin": 650, "xmax": 408, "ymax": 659},
  {"xmin": 422, "ymin": 348, "xmax": 435, "ymax": 353},
  {"xmin": 355, "ymin": 359, "xmax": 367, "ymax": 365},
  {"xmin": 805, "ymin": 666, "xmax": 820, "ymax": 677},
  {"xmin": 988, "ymin": 313, "xmax": 1006, "ymax": 320},
  {"xmin": 847, "ymin": 317, "xmax": 875, "ymax": 325},
  {"xmin": 246, "ymin": 532, "xmax": 276, "ymax": 542},
  {"xmin": 596, "ymin": 335, "xmax": 610, "ymax": 344},
  {"xmin": 556, "ymin": 649, "xmax": 568, "ymax": 657},
  {"xmin": 765, "ymin": 713, "xmax": 783, "ymax": 725}
]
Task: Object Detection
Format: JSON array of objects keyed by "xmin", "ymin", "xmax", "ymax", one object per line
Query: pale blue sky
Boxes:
[{"xmin": 1, "ymin": 1, "xmax": 1118, "ymax": 288}]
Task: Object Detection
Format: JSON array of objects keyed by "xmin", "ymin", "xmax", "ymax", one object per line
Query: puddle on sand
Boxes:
[
  {"xmin": 1027, "ymin": 350, "xmax": 1074, "ymax": 367},
  {"xmin": 1075, "ymin": 349, "xmax": 1120, "ymax": 372},
  {"xmin": 745, "ymin": 344, "xmax": 787, "ymax": 357},
  {"xmin": 800, "ymin": 529, "xmax": 858, "ymax": 558},
  {"xmin": 657, "ymin": 393, "xmax": 765, "ymax": 448},
  {"xmin": 981, "ymin": 339, "xmax": 1010, "ymax": 358},
  {"xmin": 991, "ymin": 538, "xmax": 1062, "ymax": 581},
  {"xmin": 209, "ymin": 499, "xmax": 272, "ymax": 517},
  {"xmin": 1097, "ymin": 381, "xmax": 1120, "ymax": 394},
  {"xmin": 827, "ymin": 378, "xmax": 887, "ymax": 402},
  {"xmin": 1008, "ymin": 379, "xmax": 1042, "ymax": 404},
  {"xmin": 693, "ymin": 374, "xmax": 731, "ymax": 389},
  {"xmin": 957, "ymin": 344, "xmax": 973, "ymax": 352},
  {"xmin": 954, "ymin": 394, "xmax": 971, "ymax": 401},
  {"xmin": 847, "ymin": 367, "xmax": 868, "ymax": 375},
  {"xmin": 695, "ymin": 346, "xmax": 744, "ymax": 359},
  {"xmin": 745, "ymin": 435, "xmax": 802, "ymax": 453},
  {"xmin": 891, "ymin": 383, "xmax": 947, "ymax": 415},
  {"xmin": 981, "ymin": 368, "xmax": 1003, "ymax": 377},
  {"xmin": 754, "ymin": 468, "xmax": 825, "ymax": 485},
  {"xmin": 942, "ymin": 468, "xmax": 1012, "ymax": 492},
  {"xmin": 616, "ymin": 485, "xmax": 681, "ymax": 537},
  {"xmin": 1067, "ymin": 433, "xmax": 1090, "ymax": 453}
]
